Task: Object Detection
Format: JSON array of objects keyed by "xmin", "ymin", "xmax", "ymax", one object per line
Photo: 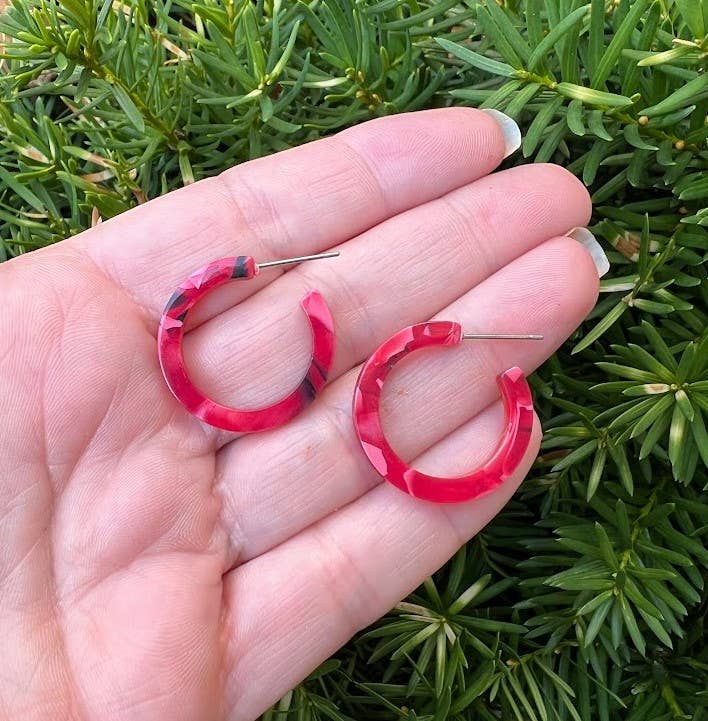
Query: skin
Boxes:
[{"xmin": 0, "ymin": 108, "xmax": 599, "ymax": 721}]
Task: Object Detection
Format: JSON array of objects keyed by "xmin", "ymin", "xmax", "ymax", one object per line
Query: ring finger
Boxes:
[{"xmin": 217, "ymin": 235, "xmax": 600, "ymax": 562}]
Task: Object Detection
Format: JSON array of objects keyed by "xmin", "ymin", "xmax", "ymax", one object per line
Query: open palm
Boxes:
[{"xmin": 0, "ymin": 109, "xmax": 600, "ymax": 721}]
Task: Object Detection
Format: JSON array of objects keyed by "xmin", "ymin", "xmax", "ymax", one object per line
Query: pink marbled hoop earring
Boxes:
[
  {"xmin": 353, "ymin": 321, "xmax": 540, "ymax": 503},
  {"xmin": 158, "ymin": 252, "xmax": 338, "ymax": 433}
]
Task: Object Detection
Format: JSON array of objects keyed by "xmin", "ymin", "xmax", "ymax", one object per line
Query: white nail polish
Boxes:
[
  {"xmin": 567, "ymin": 227, "xmax": 610, "ymax": 277},
  {"xmin": 481, "ymin": 109, "xmax": 522, "ymax": 158}
]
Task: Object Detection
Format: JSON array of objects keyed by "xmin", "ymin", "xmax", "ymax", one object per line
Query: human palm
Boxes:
[{"xmin": 0, "ymin": 109, "xmax": 601, "ymax": 721}]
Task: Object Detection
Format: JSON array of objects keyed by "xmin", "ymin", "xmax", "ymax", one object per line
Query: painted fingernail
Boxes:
[
  {"xmin": 567, "ymin": 227, "xmax": 610, "ymax": 277},
  {"xmin": 481, "ymin": 109, "xmax": 522, "ymax": 158}
]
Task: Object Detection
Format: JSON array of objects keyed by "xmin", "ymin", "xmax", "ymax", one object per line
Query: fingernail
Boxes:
[
  {"xmin": 567, "ymin": 227, "xmax": 610, "ymax": 277},
  {"xmin": 481, "ymin": 109, "xmax": 522, "ymax": 158}
]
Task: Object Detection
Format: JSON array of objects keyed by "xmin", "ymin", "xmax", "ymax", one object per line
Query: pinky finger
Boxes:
[{"xmin": 222, "ymin": 404, "xmax": 542, "ymax": 721}]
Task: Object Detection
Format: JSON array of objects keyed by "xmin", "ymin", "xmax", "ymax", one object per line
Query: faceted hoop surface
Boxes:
[
  {"xmin": 353, "ymin": 321, "xmax": 535, "ymax": 503},
  {"xmin": 158, "ymin": 255, "xmax": 335, "ymax": 432}
]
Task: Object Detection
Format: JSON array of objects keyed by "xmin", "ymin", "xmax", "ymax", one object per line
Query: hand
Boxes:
[{"xmin": 0, "ymin": 109, "xmax": 600, "ymax": 721}]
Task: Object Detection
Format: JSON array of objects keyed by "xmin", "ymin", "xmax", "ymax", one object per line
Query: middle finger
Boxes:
[{"xmin": 181, "ymin": 163, "xmax": 590, "ymax": 414}]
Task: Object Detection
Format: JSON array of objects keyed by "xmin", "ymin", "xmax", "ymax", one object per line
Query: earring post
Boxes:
[
  {"xmin": 462, "ymin": 333, "xmax": 544, "ymax": 340},
  {"xmin": 258, "ymin": 251, "xmax": 340, "ymax": 269}
]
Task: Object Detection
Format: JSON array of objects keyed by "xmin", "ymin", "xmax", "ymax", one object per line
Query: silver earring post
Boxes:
[
  {"xmin": 258, "ymin": 251, "xmax": 340, "ymax": 269},
  {"xmin": 462, "ymin": 333, "xmax": 544, "ymax": 340},
  {"xmin": 255, "ymin": 253, "xmax": 544, "ymax": 342}
]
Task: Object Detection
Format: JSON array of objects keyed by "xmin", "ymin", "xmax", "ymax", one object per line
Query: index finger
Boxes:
[{"xmin": 71, "ymin": 108, "xmax": 516, "ymax": 326}]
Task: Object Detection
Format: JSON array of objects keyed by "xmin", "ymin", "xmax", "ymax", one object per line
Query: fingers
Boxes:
[
  {"xmin": 72, "ymin": 108, "xmax": 510, "ymax": 325},
  {"xmin": 221, "ymin": 410, "xmax": 542, "ymax": 721},
  {"xmin": 216, "ymin": 236, "xmax": 599, "ymax": 563},
  {"xmin": 182, "ymin": 163, "xmax": 590, "ymax": 412}
]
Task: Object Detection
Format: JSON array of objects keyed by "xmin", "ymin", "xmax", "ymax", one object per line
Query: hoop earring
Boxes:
[
  {"xmin": 158, "ymin": 251, "xmax": 338, "ymax": 433},
  {"xmin": 352, "ymin": 321, "xmax": 541, "ymax": 503}
]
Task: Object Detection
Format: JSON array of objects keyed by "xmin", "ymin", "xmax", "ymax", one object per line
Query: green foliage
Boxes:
[{"xmin": 0, "ymin": 0, "xmax": 706, "ymax": 718}]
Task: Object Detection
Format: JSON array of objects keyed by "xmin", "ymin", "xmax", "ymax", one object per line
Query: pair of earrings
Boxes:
[{"xmin": 158, "ymin": 253, "xmax": 539, "ymax": 504}]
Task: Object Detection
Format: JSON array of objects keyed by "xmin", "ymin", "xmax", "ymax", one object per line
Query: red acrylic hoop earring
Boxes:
[
  {"xmin": 353, "ymin": 321, "xmax": 539, "ymax": 504},
  {"xmin": 158, "ymin": 252, "xmax": 338, "ymax": 433}
]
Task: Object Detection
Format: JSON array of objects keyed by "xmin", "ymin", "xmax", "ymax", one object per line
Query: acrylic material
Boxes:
[
  {"xmin": 158, "ymin": 255, "xmax": 335, "ymax": 432},
  {"xmin": 353, "ymin": 321, "xmax": 534, "ymax": 503}
]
